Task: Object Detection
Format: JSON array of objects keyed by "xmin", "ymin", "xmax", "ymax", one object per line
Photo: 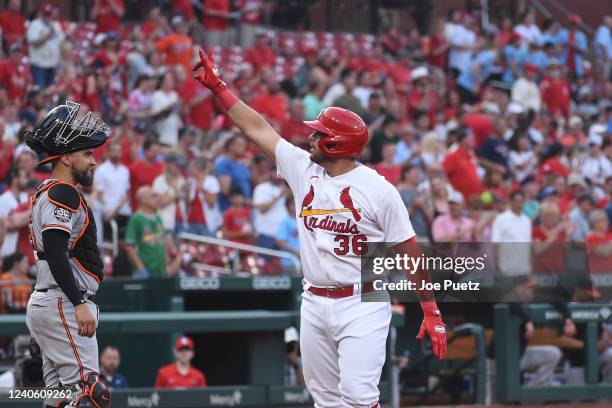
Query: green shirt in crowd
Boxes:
[{"xmin": 125, "ymin": 211, "xmax": 166, "ymax": 277}]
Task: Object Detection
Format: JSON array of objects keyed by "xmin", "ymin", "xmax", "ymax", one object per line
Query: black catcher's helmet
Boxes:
[{"xmin": 25, "ymin": 101, "xmax": 110, "ymax": 164}]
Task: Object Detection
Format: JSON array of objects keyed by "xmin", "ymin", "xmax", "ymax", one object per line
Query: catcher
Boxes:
[{"xmin": 25, "ymin": 101, "xmax": 111, "ymax": 408}]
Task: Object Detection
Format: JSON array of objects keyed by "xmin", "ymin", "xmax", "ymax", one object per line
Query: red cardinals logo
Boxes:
[
  {"xmin": 299, "ymin": 185, "xmax": 362, "ymax": 233},
  {"xmin": 339, "ymin": 187, "xmax": 362, "ymax": 222}
]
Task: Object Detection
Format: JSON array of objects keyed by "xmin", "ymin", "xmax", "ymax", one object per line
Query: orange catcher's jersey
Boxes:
[{"xmin": 275, "ymin": 139, "xmax": 415, "ymax": 287}]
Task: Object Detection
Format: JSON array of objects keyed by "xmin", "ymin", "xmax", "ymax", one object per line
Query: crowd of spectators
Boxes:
[{"xmin": 0, "ymin": 1, "xmax": 610, "ymax": 286}]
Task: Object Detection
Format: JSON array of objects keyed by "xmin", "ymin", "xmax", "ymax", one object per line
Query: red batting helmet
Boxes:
[{"xmin": 303, "ymin": 107, "xmax": 368, "ymax": 158}]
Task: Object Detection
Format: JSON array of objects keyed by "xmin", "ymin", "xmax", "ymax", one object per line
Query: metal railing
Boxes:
[{"xmin": 177, "ymin": 232, "xmax": 302, "ymax": 275}]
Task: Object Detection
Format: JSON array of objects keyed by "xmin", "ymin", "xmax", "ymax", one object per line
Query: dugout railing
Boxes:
[{"xmin": 495, "ymin": 303, "xmax": 612, "ymax": 403}]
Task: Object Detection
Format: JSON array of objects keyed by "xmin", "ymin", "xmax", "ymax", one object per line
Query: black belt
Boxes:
[
  {"xmin": 36, "ymin": 288, "xmax": 95, "ymax": 302},
  {"xmin": 34, "ymin": 250, "xmax": 74, "ymax": 260}
]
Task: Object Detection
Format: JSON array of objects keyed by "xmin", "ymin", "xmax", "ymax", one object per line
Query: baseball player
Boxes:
[
  {"xmin": 24, "ymin": 101, "xmax": 112, "ymax": 408},
  {"xmin": 193, "ymin": 50, "xmax": 447, "ymax": 407}
]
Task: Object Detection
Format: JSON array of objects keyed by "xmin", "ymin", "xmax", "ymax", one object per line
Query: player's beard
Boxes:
[
  {"xmin": 73, "ymin": 167, "xmax": 94, "ymax": 187},
  {"xmin": 309, "ymin": 150, "xmax": 326, "ymax": 165}
]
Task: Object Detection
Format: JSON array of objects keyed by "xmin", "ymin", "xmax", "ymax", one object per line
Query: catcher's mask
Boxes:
[{"xmin": 25, "ymin": 101, "xmax": 110, "ymax": 165}]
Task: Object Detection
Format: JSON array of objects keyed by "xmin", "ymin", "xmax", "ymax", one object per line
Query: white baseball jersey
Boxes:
[{"xmin": 275, "ymin": 138, "xmax": 415, "ymax": 287}]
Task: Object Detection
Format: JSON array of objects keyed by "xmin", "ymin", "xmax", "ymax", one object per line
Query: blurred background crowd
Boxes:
[{"xmin": 0, "ymin": 0, "xmax": 610, "ymax": 313}]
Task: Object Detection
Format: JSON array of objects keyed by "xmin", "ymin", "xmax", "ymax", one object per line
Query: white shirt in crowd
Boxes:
[
  {"xmin": 581, "ymin": 155, "xmax": 612, "ymax": 186},
  {"xmin": 508, "ymin": 150, "xmax": 536, "ymax": 183},
  {"xmin": 353, "ymin": 86, "xmax": 373, "ymax": 109},
  {"xmin": 27, "ymin": 18, "xmax": 65, "ymax": 68},
  {"xmin": 93, "ymin": 160, "xmax": 132, "ymax": 217},
  {"xmin": 0, "ymin": 190, "xmax": 28, "ymax": 256},
  {"xmin": 511, "ymin": 77, "xmax": 541, "ymax": 112},
  {"xmin": 202, "ymin": 175, "xmax": 222, "ymax": 233},
  {"xmin": 446, "ymin": 24, "xmax": 475, "ymax": 72},
  {"xmin": 150, "ymin": 90, "xmax": 182, "ymax": 147},
  {"xmin": 491, "ymin": 209, "xmax": 532, "ymax": 276},
  {"xmin": 253, "ymin": 181, "xmax": 288, "ymax": 237},
  {"xmin": 514, "ymin": 24, "xmax": 543, "ymax": 46},
  {"xmin": 152, "ymin": 173, "xmax": 185, "ymax": 231}
]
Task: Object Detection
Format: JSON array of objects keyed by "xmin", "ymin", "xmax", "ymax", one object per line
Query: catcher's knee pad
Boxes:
[{"xmin": 72, "ymin": 373, "xmax": 111, "ymax": 408}]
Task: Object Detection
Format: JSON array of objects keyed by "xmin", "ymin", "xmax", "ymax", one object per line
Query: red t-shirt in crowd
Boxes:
[
  {"xmin": 372, "ymin": 163, "xmax": 401, "ymax": 186},
  {"xmin": 250, "ymin": 92, "xmax": 287, "ymax": 125},
  {"xmin": 129, "ymin": 160, "xmax": 164, "ymax": 209},
  {"xmin": 179, "ymin": 76, "xmax": 214, "ymax": 130},
  {"xmin": 203, "ymin": 0, "xmax": 229, "ymax": 30},
  {"xmin": 463, "ymin": 113, "xmax": 493, "ymax": 148},
  {"xmin": 223, "ymin": 207, "xmax": 254, "ymax": 246},
  {"xmin": 155, "ymin": 363, "xmax": 207, "ymax": 388},
  {"xmin": 187, "ymin": 188, "xmax": 206, "ymax": 225},
  {"xmin": 172, "ymin": 0, "xmax": 194, "ymax": 21},
  {"xmin": 443, "ymin": 148, "xmax": 484, "ymax": 200},
  {"xmin": 539, "ymin": 157, "xmax": 570, "ymax": 177},
  {"xmin": 95, "ymin": 0, "xmax": 125, "ymax": 33},
  {"xmin": 244, "ymin": 46, "xmax": 277, "ymax": 73},
  {"xmin": 427, "ymin": 34, "xmax": 447, "ymax": 69},
  {"xmin": 0, "ymin": 61, "xmax": 29, "ymax": 102},
  {"xmin": 540, "ymin": 76, "xmax": 570, "ymax": 118},
  {"xmin": 532, "ymin": 227, "xmax": 566, "ymax": 274},
  {"xmin": 0, "ymin": 10, "xmax": 25, "ymax": 46},
  {"xmin": 586, "ymin": 233, "xmax": 612, "ymax": 274}
]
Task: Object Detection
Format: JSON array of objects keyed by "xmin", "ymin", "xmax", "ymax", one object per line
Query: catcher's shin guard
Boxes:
[{"xmin": 71, "ymin": 373, "xmax": 111, "ymax": 408}]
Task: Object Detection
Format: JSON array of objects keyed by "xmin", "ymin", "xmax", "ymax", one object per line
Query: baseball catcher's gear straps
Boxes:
[
  {"xmin": 48, "ymin": 182, "xmax": 82, "ymax": 212},
  {"xmin": 71, "ymin": 199, "xmax": 104, "ymax": 284},
  {"xmin": 73, "ymin": 373, "xmax": 111, "ymax": 408}
]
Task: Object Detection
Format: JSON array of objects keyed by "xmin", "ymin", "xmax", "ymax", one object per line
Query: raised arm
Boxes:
[{"xmin": 192, "ymin": 50, "xmax": 281, "ymax": 162}]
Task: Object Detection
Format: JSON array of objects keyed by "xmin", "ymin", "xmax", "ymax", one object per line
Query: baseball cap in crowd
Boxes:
[
  {"xmin": 537, "ymin": 186, "xmax": 558, "ymax": 201},
  {"xmin": 284, "ymin": 327, "xmax": 299, "ymax": 343},
  {"xmin": 506, "ymin": 102, "xmax": 524, "ymax": 116},
  {"xmin": 448, "ymin": 190, "xmax": 465, "ymax": 205},
  {"xmin": 567, "ymin": 173, "xmax": 587, "ymax": 188},
  {"xmin": 411, "ymin": 66, "xmax": 428, "ymax": 82},
  {"xmin": 568, "ymin": 115, "xmax": 583, "ymax": 128},
  {"xmin": 171, "ymin": 15, "xmax": 185, "ymax": 27},
  {"xmin": 481, "ymin": 101, "xmax": 501, "ymax": 115},
  {"xmin": 175, "ymin": 336, "xmax": 194, "ymax": 351}
]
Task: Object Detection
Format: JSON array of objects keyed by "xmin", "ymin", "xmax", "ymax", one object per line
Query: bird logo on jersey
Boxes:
[{"xmin": 299, "ymin": 185, "xmax": 362, "ymax": 233}]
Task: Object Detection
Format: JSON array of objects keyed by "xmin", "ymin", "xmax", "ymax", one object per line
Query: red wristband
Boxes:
[{"xmin": 214, "ymin": 86, "xmax": 239, "ymax": 111}]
